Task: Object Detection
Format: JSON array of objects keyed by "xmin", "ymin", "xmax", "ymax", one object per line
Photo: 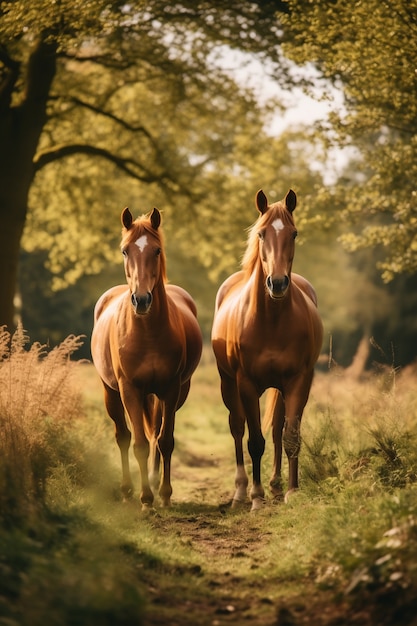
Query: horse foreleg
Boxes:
[
  {"xmin": 103, "ymin": 383, "xmax": 133, "ymax": 500},
  {"xmin": 270, "ymin": 390, "xmax": 285, "ymax": 501},
  {"xmin": 220, "ymin": 372, "xmax": 248, "ymax": 506},
  {"xmin": 283, "ymin": 415, "xmax": 301, "ymax": 500},
  {"xmin": 239, "ymin": 376, "xmax": 265, "ymax": 511},
  {"xmin": 120, "ymin": 384, "xmax": 154, "ymax": 509},
  {"xmin": 230, "ymin": 412, "xmax": 248, "ymax": 506},
  {"xmin": 145, "ymin": 395, "xmax": 162, "ymax": 495},
  {"xmin": 157, "ymin": 384, "xmax": 182, "ymax": 507},
  {"xmin": 283, "ymin": 376, "xmax": 313, "ymax": 501}
]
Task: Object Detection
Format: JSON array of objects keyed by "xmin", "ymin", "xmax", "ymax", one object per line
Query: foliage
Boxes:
[
  {"xmin": 282, "ymin": 0, "xmax": 417, "ymax": 281},
  {"xmin": 0, "ymin": 325, "xmax": 145, "ymax": 625},
  {"xmin": 0, "ymin": 0, "xmax": 290, "ymax": 282},
  {"xmin": 2, "ymin": 339, "xmax": 417, "ymax": 624}
]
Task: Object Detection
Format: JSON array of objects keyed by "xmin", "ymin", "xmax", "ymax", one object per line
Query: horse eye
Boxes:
[
  {"xmin": 258, "ymin": 231, "xmax": 265, "ymax": 241},
  {"xmin": 122, "ymin": 249, "xmax": 128, "ymax": 257},
  {"xmin": 293, "ymin": 231, "xmax": 298, "ymax": 240},
  {"xmin": 155, "ymin": 247, "xmax": 161, "ymax": 256}
]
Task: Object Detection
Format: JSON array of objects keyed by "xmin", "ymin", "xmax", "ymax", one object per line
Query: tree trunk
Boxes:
[
  {"xmin": 345, "ymin": 332, "xmax": 371, "ymax": 380},
  {"xmin": 0, "ymin": 39, "xmax": 57, "ymax": 329}
]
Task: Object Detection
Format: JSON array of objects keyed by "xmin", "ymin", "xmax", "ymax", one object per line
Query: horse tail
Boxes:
[{"xmin": 262, "ymin": 388, "xmax": 280, "ymax": 433}]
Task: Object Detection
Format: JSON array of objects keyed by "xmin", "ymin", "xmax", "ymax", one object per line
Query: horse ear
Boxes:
[
  {"xmin": 285, "ymin": 189, "xmax": 297, "ymax": 213},
  {"xmin": 121, "ymin": 207, "xmax": 133, "ymax": 229},
  {"xmin": 256, "ymin": 189, "xmax": 268, "ymax": 214},
  {"xmin": 150, "ymin": 207, "xmax": 161, "ymax": 230}
]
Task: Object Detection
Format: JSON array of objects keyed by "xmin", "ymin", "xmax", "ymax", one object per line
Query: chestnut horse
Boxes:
[
  {"xmin": 211, "ymin": 189, "xmax": 323, "ymax": 511},
  {"xmin": 91, "ymin": 207, "xmax": 202, "ymax": 509}
]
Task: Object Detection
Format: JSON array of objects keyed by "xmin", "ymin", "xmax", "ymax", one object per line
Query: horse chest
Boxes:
[
  {"xmin": 118, "ymin": 339, "xmax": 183, "ymax": 386},
  {"xmin": 239, "ymin": 329, "xmax": 306, "ymax": 385}
]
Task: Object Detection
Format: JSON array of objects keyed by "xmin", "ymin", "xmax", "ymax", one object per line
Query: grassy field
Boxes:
[{"xmin": 1, "ymin": 328, "xmax": 417, "ymax": 625}]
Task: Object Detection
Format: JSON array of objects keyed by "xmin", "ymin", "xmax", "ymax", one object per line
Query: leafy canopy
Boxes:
[{"xmin": 280, "ymin": 0, "xmax": 417, "ymax": 281}]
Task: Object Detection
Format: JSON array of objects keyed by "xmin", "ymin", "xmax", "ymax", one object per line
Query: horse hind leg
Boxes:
[
  {"xmin": 103, "ymin": 382, "xmax": 133, "ymax": 500},
  {"xmin": 156, "ymin": 382, "xmax": 185, "ymax": 507}
]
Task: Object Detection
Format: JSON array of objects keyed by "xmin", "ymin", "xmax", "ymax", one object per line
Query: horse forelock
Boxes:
[
  {"xmin": 121, "ymin": 215, "xmax": 167, "ymax": 283},
  {"xmin": 242, "ymin": 201, "xmax": 295, "ymax": 276}
]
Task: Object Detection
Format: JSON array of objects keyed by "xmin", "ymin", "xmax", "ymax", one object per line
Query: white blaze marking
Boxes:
[
  {"xmin": 272, "ymin": 218, "xmax": 285, "ymax": 234},
  {"xmin": 135, "ymin": 235, "xmax": 148, "ymax": 252}
]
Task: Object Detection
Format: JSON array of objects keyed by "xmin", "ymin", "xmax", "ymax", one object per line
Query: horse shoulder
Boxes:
[
  {"xmin": 92, "ymin": 286, "xmax": 129, "ymax": 391},
  {"xmin": 165, "ymin": 284, "xmax": 203, "ymax": 376},
  {"xmin": 292, "ymin": 273, "xmax": 318, "ymax": 307},
  {"xmin": 292, "ymin": 278, "xmax": 323, "ymax": 358},
  {"xmin": 215, "ymin": 271, "xmax": 244, "ymax": 311},
  {"xmin": 94, "ymin": 285, "xmax": 129, "ymax": 321},
  {"xmin": 166, "ymin": 284, "xmax": 198, "ymax": 318}
]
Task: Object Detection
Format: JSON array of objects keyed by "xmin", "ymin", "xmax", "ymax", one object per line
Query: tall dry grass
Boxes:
[
  {"xmin": 301, "ymin": 363, "xmax": 417, "ymax": 493},
  {"xmin": 0, "ymin": 323, "xmax": 85, "ymax": 527}
]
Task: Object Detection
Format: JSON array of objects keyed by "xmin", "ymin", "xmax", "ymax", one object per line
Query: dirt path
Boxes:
[{"xmin": 85, "ymin": 362, "xmax": 414, "ymax": 626}]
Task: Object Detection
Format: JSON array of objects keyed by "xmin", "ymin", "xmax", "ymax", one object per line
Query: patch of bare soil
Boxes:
[
  {"xmin": 139, "ymin": 506, "xmax": 281, "ymax": 626},
  {"xmin": 128, "ymin": 490, "xmax": 417, "ymax": 626},
  {"xmin": 123, "ymin": 502, "xmax": 357, "ymax": 626}
]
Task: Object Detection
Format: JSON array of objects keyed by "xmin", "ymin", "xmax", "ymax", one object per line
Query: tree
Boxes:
[
  {"xmin": 280, "ymin": 0, "xmax": 417, "ymax": 282},
  {"xmin": 0, "ymin": 0, "xmax": 293, "ymax": 329}
]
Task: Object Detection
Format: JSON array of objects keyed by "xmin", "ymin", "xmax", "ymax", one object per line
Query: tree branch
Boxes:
[
  {"xmin": 33, "ymin": 143, "xmax": 161, "ymax": 182},
  {"xmin": 63, "ymin": 96, "xmax": 156, "ymax": 138}
]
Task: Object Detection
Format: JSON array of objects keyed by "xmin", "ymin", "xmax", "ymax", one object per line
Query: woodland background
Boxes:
[{"xmin": 1, "ymin": 0, "xmax": 417, "ymax": 368}]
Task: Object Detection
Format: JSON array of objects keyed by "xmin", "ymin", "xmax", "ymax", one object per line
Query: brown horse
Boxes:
[
  {"xmin": 211, "ymin": 189, "xmax": 323, "ymax": 511},
  {"xmin": 91, "ymin": 207, "xmax": 202, "ymax": 509}
]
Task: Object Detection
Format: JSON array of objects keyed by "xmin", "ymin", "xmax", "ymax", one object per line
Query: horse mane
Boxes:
[
  {"xmin": 242, "ymin": 201, "xmax": 295, "ymax": 278},
  {"xmin": 121, "ymin": 213, "xmax": 168, "ymax": 283}
]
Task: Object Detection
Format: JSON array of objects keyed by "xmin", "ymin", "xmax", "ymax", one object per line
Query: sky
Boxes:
[{"xmin": 218, "ymin": 49, "xmax": 351, "ymax": 183}]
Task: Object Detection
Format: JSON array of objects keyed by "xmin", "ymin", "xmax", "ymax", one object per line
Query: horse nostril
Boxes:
[{"xmin": 131, "ymin": 293, "xmax": 138, "ymax": 307}]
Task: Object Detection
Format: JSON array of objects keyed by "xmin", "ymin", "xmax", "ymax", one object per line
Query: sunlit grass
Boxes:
[{"xmin": 1, "ymin": 331, "xmax": 417, "ymax": 625}]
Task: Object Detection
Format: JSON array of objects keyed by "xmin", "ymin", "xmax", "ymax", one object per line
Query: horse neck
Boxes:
[
  {"xmin": 128, "ymin": 279, "xmax": 170, "ymax": 329},
  {"xmin": 148, "ymin": 279, "xmax": 170, "ymax": 320},
  {"xmin": 249, "ymin": 261, "xmax": 292, "ymax": 319}
]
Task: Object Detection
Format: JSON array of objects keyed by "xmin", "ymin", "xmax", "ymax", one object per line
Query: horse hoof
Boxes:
[
  {"xmin": 231, "ymin": 498, "xmax": 247, "ymax": 509},
  {"xmin": 140, "ymin": 503, "xmax": 156, "ymax": 515},
  {"xmin": 250, "ymin": 497, "xmax": 266, "ymax": 513},
  {"xmin": 121, "ymin": 486, "xmax": 134, "ymax": 501},
  {"xmin": 284, "ymin": 488, "xmax": 298, "ymax": 504}
]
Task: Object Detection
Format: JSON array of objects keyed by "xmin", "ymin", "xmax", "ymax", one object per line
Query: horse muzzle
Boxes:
[
  {"xmin": 266, "ymin": 275, "xmax": 289, "ymax": 300},
  {"xmin": 131, "ymin": 291, "xmax": 153, "ymax": 315}
]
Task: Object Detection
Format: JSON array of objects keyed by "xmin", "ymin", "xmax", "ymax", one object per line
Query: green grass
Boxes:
[{"xmin": 1, "ymin": 331, "xmax": 417, "ymax": 625}]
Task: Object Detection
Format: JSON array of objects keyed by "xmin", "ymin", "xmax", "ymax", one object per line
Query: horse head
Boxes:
[
  {"xmin": 255, "ymin": 189, "xmax": 298, "ymax": 300},
  {"xmin": 121, "ymin": 207, "xmax": 165, "ymax": 315}
]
